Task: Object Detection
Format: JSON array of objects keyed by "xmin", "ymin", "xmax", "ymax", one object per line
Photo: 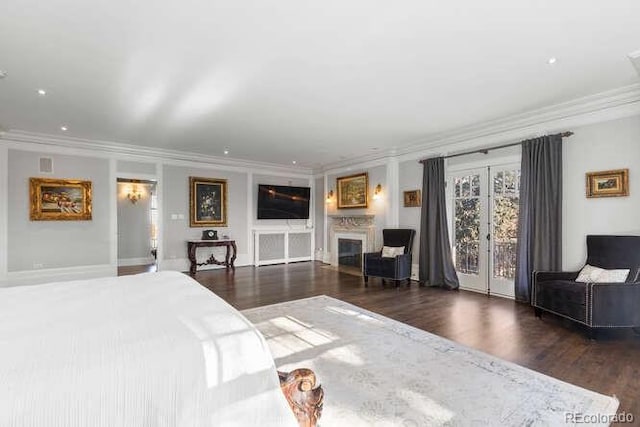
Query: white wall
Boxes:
[{"xmin": 562, "ymin": 115, "xmax": 640, "ymax": 270}]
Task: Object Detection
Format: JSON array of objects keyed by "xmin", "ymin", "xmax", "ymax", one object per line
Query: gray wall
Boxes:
[
  {"xmin": 117, "ymin": 160, "xmax": 156, "ymax": 175},
  {"xmin": 7, "ymin": 150, "xmax": 111, "ymax": 271},
  {"xmin": 253, "ymin": 174, "xmax": 310, "ymax": 227},
  {"xmin": 326, "ymin": 164, "xmax": 387, "ymax": 250},
  {"xmin": 117, "ymin": 182, "xmax": 154, "ymax": 262},
  {"xmin": 162, "ymin": 165, "xmax": 248, "ymax": 261},
  {"xmin": 563, "ymin": 115, "xmax": 640, "ymax": 270},
  {"xmin": 314, "ymin": 176, "xmax": 325, "ymax": 252},
  {"xmin": 398, "ymin": 159, "xmax": 422, "ymax": 257}
]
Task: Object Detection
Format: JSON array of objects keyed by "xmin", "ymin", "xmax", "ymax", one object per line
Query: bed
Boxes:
[{"xmin": 0, "ymin": 271, "xmax": 322, "ymax": 426}]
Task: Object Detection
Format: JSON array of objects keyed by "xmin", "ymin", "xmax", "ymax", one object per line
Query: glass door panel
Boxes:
[
  {"xmin": 452, "ymin": 170, "xmax": 487, "ymax": 293},
  {"xmin": 449, "ymin": 164, "xmax": 519, "ymax": 297},
  {"xmin": 490, "ymin": 167, "xmax": 520, "ymax": 297}
]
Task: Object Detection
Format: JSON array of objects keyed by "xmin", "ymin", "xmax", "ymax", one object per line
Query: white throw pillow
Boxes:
[
  {"xmin": 594, "ymin": 269, "xmax": 630, "ymax": 283},
  {"xmin": 381, "ymin": 246, "xmax": 405, "ymax": 258},
  {"xmin": 576, "ymin": 264, "xmax": 604, "ymax": 282},
  {"xmin": 576, "ymin": 264, "xmax": 629, "ymax": 283}
]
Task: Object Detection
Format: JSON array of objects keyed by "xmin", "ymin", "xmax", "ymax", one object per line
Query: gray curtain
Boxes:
[
  {"xmin": 514, "ymin": 135, "xmax": 563, "ymax": 303},
  {"xmin": 419, "ymin": 157, "xmax": 459, "ymax": 289}
]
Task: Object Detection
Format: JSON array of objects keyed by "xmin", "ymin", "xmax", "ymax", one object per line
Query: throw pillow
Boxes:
[
  {"xmin": 576, "ymin": 264, "xmax": 604, "ymax": 282},
  {"xmin": 576, "ymin": 264, "xmax": 630, "ymax": 283},
  {"xmin": 594, "ymin": 269, "xmax": 630, "ymax": 283},
  {"xmin": 381, "ymin": 246, "xmax": 405, "ymax": 258},
  {"xmin": 626, "ymin": 267, "xmax": 640, "ymax": 283}
]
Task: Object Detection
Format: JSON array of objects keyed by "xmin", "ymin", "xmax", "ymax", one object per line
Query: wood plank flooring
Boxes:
[{"xmin": 193, "ymin": 261, "xmax": 640, "ymax": 423}]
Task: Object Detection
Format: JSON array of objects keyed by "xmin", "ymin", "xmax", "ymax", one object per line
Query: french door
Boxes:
[{"xmin": 449, "ymin": 164, "xmax": 520, "ymax": 298}]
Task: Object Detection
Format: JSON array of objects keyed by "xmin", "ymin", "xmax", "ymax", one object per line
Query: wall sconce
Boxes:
[
  {"xmin": 373, "ymin": 183, "xmax": 383, "ymax": 200},
  {"xmin": 127, "ymin": 186, "xmax": 142, "ymax": 204},
  {"xmin": 326, "ymin": 189, "xmax": 334, "ymax": 203}
]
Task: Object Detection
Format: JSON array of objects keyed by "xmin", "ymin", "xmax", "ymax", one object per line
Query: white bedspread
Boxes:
[{"xmin": 0, "ymin": 271, "xmax": 297, "ymax": 427}]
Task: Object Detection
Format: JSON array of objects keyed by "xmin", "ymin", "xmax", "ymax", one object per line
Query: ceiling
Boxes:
[{"xmin": 0, "ymin": 0, "xmax": 639, "ymax": 169}]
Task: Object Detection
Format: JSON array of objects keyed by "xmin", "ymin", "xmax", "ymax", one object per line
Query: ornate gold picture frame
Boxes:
[
  {"xmin": 30, "ymin": 177, "xmax": 92, "ymax": 221},
  {"xmin": 586, "ymin": 169, "xmax": 629, "ymax": 198},
  {"xmin": 190, "ymin": 176, "xmax": 228, "ymax": 227},
  {"xmin": 403, "ymin": 189, "xmax": 421, "ymax": 207},
  {"xmin": 337, "ymin": 172, "xmax": 368, "ymax": 209}
]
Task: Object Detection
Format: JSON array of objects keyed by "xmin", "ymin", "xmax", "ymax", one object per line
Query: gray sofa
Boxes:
[{"xmin": 532, "ymin": 235, "xmax": 640, "ymax": 332}]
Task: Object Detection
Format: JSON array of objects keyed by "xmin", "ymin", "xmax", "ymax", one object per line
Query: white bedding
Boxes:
[{"xmin": 0, "ymin": 271, "xmax": 297, "ymax": 427}]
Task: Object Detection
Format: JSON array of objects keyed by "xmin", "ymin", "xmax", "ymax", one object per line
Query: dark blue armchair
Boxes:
[{"xmin": 363, "ymin": 229, "xmax": 416, "ymax": 287}]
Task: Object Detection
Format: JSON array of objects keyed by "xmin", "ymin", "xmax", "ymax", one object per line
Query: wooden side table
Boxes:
[{"xmin": 187, "ymin": 240, "xmax": 237, "ymax": 275}]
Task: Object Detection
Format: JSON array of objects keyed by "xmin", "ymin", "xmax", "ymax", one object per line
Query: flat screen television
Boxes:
[{"xmin": 257, "ymin": 184, "xmax": 311, "ymax": 219}]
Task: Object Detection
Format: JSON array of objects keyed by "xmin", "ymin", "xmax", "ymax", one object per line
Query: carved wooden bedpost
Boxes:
[{"xmin": 278, "ymin": 369, "xmax": 324, "ymax": 427}]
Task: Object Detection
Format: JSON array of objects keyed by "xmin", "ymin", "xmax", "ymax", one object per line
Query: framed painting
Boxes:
[
  {"xmin": 586, "ymin": 169, "xmax": 629, "ymax": 198},
  {"xmin": 403, "ymin": 189, "xmax": 421, "ymax": 207},
  {"xmin": 337, "ymin": 172, "xmax": 368, "ymax": 209},
  {"xmin": 30, "ymin": 177, "xmax": 92, "ymax": 221},
  {"xmin": 190, "ymin": 177, "xmax": 228, "ymax": 227}
]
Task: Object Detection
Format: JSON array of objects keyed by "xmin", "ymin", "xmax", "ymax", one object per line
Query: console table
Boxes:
[{"xmin": 187, "ymin": 240, "xmax": 237, "ymax": 275}]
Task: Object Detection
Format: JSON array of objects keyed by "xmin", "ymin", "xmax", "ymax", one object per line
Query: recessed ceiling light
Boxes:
[
  {"xmin": 60, "ymin": 125, "xmax": 68, "ymax": 131},
  {"xmin": 0, "ymin": 70, "xmax": 7, "ymax": 79},
  {"xmin": 37, "ymin": 89, "xmax": 47, "ymax": 96},
  {"xmin": 547, "ymin": 57, "xmax": 557, "ymax": 65},
  {"xmin": 223, "ymin": 150, "xmax": 229, "ymax": 155},
  {"xmin": 292, "ymin": 160, "xmax": 297, "ymax": 165}
]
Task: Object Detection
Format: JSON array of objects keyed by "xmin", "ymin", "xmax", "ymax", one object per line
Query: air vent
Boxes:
[
  {"xmin": 628, "ymin": 49, "xmax": 640, "ymax": 77},
  {"xmin": 39, "ymin": 157, "xmax": 53, "ymax": 174}
]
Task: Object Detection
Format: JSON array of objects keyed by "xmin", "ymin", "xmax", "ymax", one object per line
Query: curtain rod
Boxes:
[{"xmin": 418, "ymin": 131, "xmax": 573, "ymax": 163}]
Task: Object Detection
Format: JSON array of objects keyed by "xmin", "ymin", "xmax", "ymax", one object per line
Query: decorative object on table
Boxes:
[
  {"xmin": 29, "ymin": 177, "xmax": 92, "ymax": 221},
  {"xmin": 201, "ymin": 229, "xmax": 218, "ymax": 240},
  {"xmin": 403, "ymin": 189, "xmax": 421, "ymax": 207},
  {"xmin": 586, "ymin": 168, "xmax": 629, "ymax": 198},
  {"xmin": 189, "ymin": 177, "xmax": 228, "ymax": 227},
  {"xmin": 244, "ymin": 296, "xmax": 619, "ymax": 427},
  {"xmin": 336, "ymin": 172, "xmax": 368, "ymax": 209},
  {"xmin": 187, "ymin": 239, "xmax": 237, "ymax": 275}
]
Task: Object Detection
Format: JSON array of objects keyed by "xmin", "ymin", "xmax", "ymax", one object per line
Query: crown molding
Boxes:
[
  {"xmin": 0, "ymin": 130, "xmax": 314, "ymax": 176},
  {"xmin": 316, "ymin": 83, "xmax": 640, "ymax": 172}
]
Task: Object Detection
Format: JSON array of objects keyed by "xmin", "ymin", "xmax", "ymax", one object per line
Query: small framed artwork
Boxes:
[
  {"xmin": 586, "ymin": 169, "xmax": 629, "ymax": 198},
  {"xmin": 337, "ymin": 172, "xmax": 368, "ymax": 209},
  {"xmin": 30, "ymin": 177, "xmax": 92, "ymax": 221},
  {"xmin": 403, "ymin": 190, "xmax": 422, "ymax": 207},
  {"xmin": 190, "ymin": 177, "xmax": 228, "ymax": 227}
]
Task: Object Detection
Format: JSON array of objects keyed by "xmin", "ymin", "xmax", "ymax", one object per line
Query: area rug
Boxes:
[{"xmin": 242, "ymin": 295, "xmax": 619, "ymax": 426}]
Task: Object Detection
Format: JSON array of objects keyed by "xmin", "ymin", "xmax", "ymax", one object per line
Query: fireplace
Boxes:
[
  {"xmin": 329, "ymin": 215, "xmax": 376, "ymax": 267},
  {"xmin": 338, "ymin": 238, "xmax": 363, "ymax": 269}
]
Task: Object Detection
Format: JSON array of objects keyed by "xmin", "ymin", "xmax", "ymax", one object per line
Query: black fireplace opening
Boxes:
[{"xmin": 338, "ymin": 238, "xmax": 363, "ymax": 269}]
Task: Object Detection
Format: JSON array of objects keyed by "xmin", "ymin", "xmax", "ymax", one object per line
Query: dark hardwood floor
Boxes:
[
  {"xmin": 118, "ymin": 263, "xmax": 157, "ymax": 276},
  {"xmin": 193, "ymin": 261, "xmax": 640, "ymax": 422}
]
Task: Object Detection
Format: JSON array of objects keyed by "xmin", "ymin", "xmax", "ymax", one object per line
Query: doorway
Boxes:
[
  {"xmin": 448, "ymin": 164, "xmax": 520, "ymax": 298},
  {"xmin": 117, "ymin": 178, "xmax": 158, "ymax": 276}
]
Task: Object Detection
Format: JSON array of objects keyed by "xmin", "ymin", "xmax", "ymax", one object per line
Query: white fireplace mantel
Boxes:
[{"xmin": 328, "ymin": 215, "xmax": 377, "ymax": 266}]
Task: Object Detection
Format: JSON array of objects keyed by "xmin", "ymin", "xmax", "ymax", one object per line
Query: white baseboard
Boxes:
[
  {"xmin": 314, "ymin": 249, "xmax": 324, "ymax": 261},
  {"xmin": 323, "ymin": 251, "xmax": 332, "ymax": 265},
  {"xmin": 159, "ymin": 253, "xmax": 253, "ymax": 272},
  {"xmin": 118, "ymin": 257, "xmax": 155, "ymax": 267},
  {"xmin": 2, "ymin": 264, "xmax": 117, "ymax": 287}
]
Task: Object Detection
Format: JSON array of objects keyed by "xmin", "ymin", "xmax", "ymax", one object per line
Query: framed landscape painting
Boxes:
[
  {"xmin": 337, "ymin": 172, "xmax": 368, "ymax": 209},
  {"xmin": 586, "ymin": 169, "xmax": 629, "ymax": 198},
  {"xmin": 30, "ymin": 177, "xmax": 92, "ymax": 221},
  {"xmin": 190, "ymin": 177, "xmax": 228, "ymax": 227}
]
